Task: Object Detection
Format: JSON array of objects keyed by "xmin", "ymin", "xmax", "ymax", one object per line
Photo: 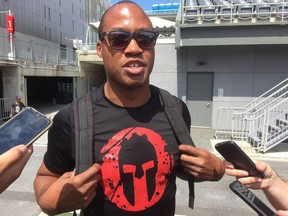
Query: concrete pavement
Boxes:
[{"xmin": 0, "ymin": 104, "xmax": 287, "ymax": 216}]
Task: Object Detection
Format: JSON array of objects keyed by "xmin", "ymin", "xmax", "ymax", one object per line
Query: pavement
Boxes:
[{"xmin": 0, "ymin": 104, "xmax": 287, "ymax": 216}]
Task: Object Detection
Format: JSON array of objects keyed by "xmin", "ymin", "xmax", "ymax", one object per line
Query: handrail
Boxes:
[
  {"xmin": 0, "ymin": 34, "xmax": 77, "ymax": 66},
  {"xmin": 215, "ymin": 78, "xmax": 288, "ymax": 152},
  {"xmin": 243, "ymin": 78, "xmax": 288, "ymax": 111},
  {"xmin": 0, "ymin": 97, "xmax": 14, "ymax": 121}
]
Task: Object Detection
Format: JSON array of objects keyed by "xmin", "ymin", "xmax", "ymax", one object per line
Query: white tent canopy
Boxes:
[{"xmin": 89, "ymin": 17, "xmax": 175, "ymax": 32}]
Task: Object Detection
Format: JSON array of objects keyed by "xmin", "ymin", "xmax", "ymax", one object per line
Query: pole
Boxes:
[{"xmin": 8, "ymin": 10, "xmax": 14, "ymax": 60}]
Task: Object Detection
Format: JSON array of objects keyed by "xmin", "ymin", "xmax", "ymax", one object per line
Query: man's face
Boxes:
[{"xmin": 97, "ymin": 4, "xmax": 156, "ymax": 89}]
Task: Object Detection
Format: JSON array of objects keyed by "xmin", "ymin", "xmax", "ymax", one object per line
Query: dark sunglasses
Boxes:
[{"xmin": 99, "ymin": 30, "xmax": 159, "ymax": 50}]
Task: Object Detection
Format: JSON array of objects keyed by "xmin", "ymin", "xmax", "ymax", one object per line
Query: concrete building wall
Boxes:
[
  {"xmin": 151, "ymin": 42, "xmax": 288, "ymax": 128},
  {"xmin": 151, "ymin": 42, "xmax": 179, "ymax": 96},
  {"xmin": 183, "ymin": 45, "xmax": 288, "ymax": 128},
  {"xmin": 0, "ymin": 0, "xmax": 109, "ymax": 47}
]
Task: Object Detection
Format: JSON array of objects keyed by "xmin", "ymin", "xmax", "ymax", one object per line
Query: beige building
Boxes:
[{"xmin": 0, "ymin": 0, "xmax": 109, "ymax": 118}]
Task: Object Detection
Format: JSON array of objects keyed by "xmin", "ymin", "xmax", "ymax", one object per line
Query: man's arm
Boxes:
[
  {"xmin": 178, "ymin": 145, "xmax": 225, "ymax": 181},
  {"xmin": 34, "ymin": 162, "xmax": 101, "ymax": 215},
  {"xmin": 0, "ymin": 145, "xmax": 33, "ymax": 193}
]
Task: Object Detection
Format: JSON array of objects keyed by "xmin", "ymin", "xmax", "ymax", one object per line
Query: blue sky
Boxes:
[{"xmin": 110, "ymin": 0, "xmax": 179, "ymax": 11}]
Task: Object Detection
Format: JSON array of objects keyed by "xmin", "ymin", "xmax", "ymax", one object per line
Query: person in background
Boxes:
[
  {"xmin": 0, "ymin": 145, "xmax": 33, "ymax": 193},
  {"xmin": 225, "ymin": 160, "xmax": 288, "ymax": 216},
  {"xmin": 33, "ymin": 1, "xmax": 225, "ymax": 215},
  {"xmin": 9, "ymin": 95, "xmax": 26, "ymax": 118}
]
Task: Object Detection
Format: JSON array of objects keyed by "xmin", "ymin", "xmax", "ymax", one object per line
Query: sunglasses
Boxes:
[{"xmin": 99, "ymin": 30, "xmax": 159, "ymax": 50}]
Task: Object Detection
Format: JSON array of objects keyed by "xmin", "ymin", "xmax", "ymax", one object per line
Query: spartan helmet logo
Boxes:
[{"xmin": 100, "ymin": 127, "xmax": 174, "ymax": 211}]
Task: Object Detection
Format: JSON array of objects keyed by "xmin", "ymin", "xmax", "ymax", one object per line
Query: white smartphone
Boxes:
[{"xmin": 0, "ymin": 107, "xmax": 53, "ymax": 154}]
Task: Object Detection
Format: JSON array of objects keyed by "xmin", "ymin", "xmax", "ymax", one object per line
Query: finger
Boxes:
[
  {"xmin": 21, "ymin": 145, "xmax": 34, "ymax": 162},
  {"xmin": 237, "ymin": 177, "xmax": 263, "ymax": 188},
  {"xmin": 0, "ymin": 145, "xmax": 27, "ymax": 170},
  {"xmin": 255, "ymin": 162, "xmax": 271, "ymax": 175},
  {"xmin": 179, "ymin": 145, "xmax": 199, "ymax": 156},
  {"xmin": 77, "ymin": 164, "xmax": 101, "ymax": 183},
  {"xmin": 61, "ymin": 171, "xmax": 76, "ymax": 179},
  {"xmin": 225, "ymin": 168, "xmax": 249, "ymax": 177},
  {"xmin": 180, "ymin": 153, "xmax": 202, "ymax": 165},
  {"xmin": 223, "ymin": 160, "xmax": 234, "ymax": 169}
]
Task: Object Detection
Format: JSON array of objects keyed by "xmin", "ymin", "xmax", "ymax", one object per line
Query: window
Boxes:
[
  {"xmin": 48, "ymin": 7, "xmax": 51, "ymax": 20},
  {"xmin": 49, "ymin": 28, "xmax": 51, "ymax": 40}
]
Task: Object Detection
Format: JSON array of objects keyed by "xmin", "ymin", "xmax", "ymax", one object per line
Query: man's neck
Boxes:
[{"xmin": 104, "ymin": 83, "xmax": 151, "ymax": 107}]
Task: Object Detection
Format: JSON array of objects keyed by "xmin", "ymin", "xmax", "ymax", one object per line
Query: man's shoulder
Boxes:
[
  {"xmin": 53, "ymin": 103, "xmax": 73, "ymax": 124},
  {"xmin": 150, "ymin": 85, "xmax": 184, "ymax": 106}
]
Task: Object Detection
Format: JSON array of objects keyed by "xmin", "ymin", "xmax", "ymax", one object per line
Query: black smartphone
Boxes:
[
  {"xmin": 0, "ymin": 107, "xmax": 53, "ymax": 155},
  {"xmin": 229, "ymin": 180, "xmax": 276, "ymax": 216},
  {"xmin": 215, "ymin": 140, "xmax": 265, "ymax": 178}
]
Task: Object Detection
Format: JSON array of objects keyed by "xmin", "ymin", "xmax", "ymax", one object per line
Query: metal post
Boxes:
[{"xmin": 8, "ymin": 10, "xmax": 15, "ymax": 60}]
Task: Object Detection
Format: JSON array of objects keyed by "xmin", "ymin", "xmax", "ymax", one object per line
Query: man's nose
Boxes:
[{"xmin": 124, "ymin": 38, "xmax": 143, "ymax": 54}]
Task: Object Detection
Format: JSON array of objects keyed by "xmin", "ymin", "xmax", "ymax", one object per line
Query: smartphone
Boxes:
[
  {"xmin": 229, "ymin": 180, "xmax": 276, "ymax": 216},
  {"xmin": 215, "ymin": 140, "xmax": 265, "ymax": 178},
  {"xmin": 0, "ymin": 107, "xmax": 53, "ymax": 154}
]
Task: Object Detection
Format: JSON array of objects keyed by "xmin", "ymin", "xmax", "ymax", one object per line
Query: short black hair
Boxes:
[{"xmin": 98, "ymin": 1, "xmax": 144, "ymax": 37}]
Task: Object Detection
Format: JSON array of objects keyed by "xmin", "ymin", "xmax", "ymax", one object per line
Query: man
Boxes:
[
  {"xmin": 9, "ymin": 95, "xmax": 25, "ymax": 118},
  {"xmin": 34, "ymin": 1, "xmax": 225, "ymax": 215},
  {"xmin": 225, "ymin": 160, "xmax": 288, "ymax": 216},
  {"xmin": 0, "ymin": 145, "xmax": 33, "ymax": 193}
]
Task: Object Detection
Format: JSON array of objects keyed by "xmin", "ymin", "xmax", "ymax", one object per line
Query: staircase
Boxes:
[{"xmin": 215, "ymin": 78, "xmax": 288, "ymax": 153}]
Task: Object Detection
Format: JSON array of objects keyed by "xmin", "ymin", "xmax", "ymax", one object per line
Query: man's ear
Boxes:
[{"xmin": 96, "ymin": 41, "xmax": 103, "ymax": 58}]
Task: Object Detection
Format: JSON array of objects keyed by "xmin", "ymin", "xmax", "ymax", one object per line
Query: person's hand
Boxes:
[
  {"xmin": 224, "ymin": 160, "xmax": 276, "ymax": 190},
  {"xmin": 278, "ymin": 210, "xmax": 288, "ymax": 216},
  {"xmin": 37, "ymin": 164, "xmax": 101, "ymax": 215},
  {"xmin": 0, "ymin": 144, "xmax": 33, "ymax": 193},
  {"xmin": 179, "ymin": 145, "xmax": 225, "ymax": 181}
]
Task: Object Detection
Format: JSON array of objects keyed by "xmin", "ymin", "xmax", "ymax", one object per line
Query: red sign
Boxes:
[{"xmin": 6, "ymin": 15, "xmax": 15, "ymax": 33}]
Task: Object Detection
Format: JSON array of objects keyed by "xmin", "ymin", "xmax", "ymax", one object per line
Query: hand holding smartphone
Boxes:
[
  {"xmin": 0, "ymin": 107, "xmax": 52, "ymax": 155},
  {"xmin": 215, "ymin": 140, "xmax": 265, "ymax": 178}
]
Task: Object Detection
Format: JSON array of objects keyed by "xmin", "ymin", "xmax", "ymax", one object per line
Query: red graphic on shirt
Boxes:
[{"xmin": 100, "ymin": 127, "xmax": 174, "ymax": 211}]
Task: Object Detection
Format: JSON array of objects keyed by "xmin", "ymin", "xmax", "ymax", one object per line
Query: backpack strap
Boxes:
[
  {"xmin": 73, "ymin": 91, "xmax": 94, "ymax": 174},
  {"xmin": 158, "ymin": 88, "xmax": 196, "ymax": 209}
]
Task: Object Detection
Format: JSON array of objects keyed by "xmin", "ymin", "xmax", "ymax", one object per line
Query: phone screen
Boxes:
[{"xmin": 0, "ymin": 107, "xmax": 52, "ymax": 154}]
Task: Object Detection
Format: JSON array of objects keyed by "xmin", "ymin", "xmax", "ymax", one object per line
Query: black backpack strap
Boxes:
[
  {"xmin": 73, "ymin": 91, "xmax": 94, "ymax": 174},
  {"xmin": 158, "ymin": 88, "xmax": 196, "ymax": 209}
]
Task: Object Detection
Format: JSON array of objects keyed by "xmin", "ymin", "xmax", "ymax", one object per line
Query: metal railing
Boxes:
[
  {"xmin": 250, "ymin": 97, "xmax": 288, "ymax": 152},
  {"xmin": 215, "ymin": 78, "xmax": 288, "ymax": 152},
  {"xmin": 0, "ymin": 97, "xmax": 14, "ymax": 121},
  {"xmin": 0, "ymin": 33, "xmax": 77, "ymax": 65},
  {"xmin": 181, "ymin": 0, "xmax": 288, "ymax": 24}
]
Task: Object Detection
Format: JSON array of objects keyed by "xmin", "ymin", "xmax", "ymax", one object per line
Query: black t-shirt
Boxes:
[{"xmin": 44, "ymin": 85, "xmax": 191, "ymax": 216}]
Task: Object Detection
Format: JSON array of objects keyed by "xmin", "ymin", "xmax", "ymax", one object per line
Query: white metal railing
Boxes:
[
  {"xmin": 215, "ymin": 78, "xmax": 288, "ymax": 152},
  {"xmin": 243, "ymin": 78, "xmax": 288, "ymax": 111},
  {"xmin": 249, "ymin": 97, "xmax": 288, "ymax": 152},
  {"xmin": 0, "ymin": 33, "xmax": 77, "ymax": 65},
  {"xmin": 0, "ymin": 97, "xmax": 14, "ymax": 121},
  {"xmin": 181, "ymin": 0, "xmax": 288, "ymax": 24},
  {"xmin": 214, "ymin": 107, "xmax": 245, "ymax": 138}
]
